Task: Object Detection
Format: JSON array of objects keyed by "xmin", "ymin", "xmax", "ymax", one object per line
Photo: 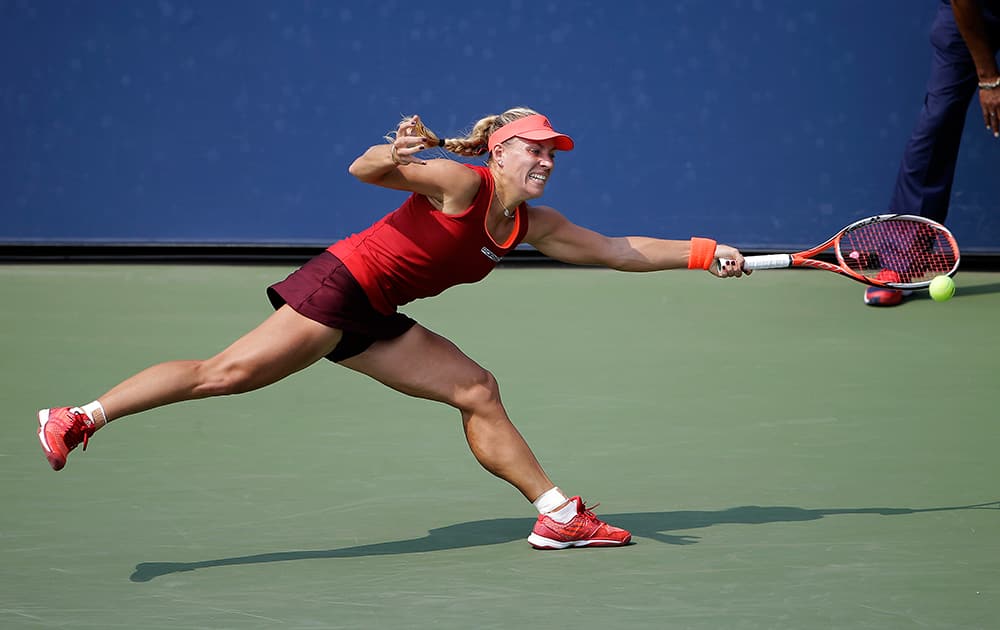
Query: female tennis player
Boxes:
[{"xmin": 37, "ymin": 107, "xmax": 748, "ymax": 549}]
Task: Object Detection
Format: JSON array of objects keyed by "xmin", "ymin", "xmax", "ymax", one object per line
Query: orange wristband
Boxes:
[{"xmin": 688, "ymin": 237, "xmax": 717, "ymax": 270}]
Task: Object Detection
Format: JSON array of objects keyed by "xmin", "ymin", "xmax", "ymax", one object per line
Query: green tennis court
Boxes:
[{"xmin": 2, "ymin": 263, "xmax": 998, "ymax": 629}]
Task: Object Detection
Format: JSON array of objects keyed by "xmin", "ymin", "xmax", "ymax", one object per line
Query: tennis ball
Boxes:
[{"xmin": 929, "ymin": 275, "xmax": 955, "ymax": 302}]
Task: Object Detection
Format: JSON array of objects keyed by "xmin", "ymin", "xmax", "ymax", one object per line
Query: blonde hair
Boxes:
[{"xmin": 388, "ymin": 107, "xmax": 540, "ymax": 159}]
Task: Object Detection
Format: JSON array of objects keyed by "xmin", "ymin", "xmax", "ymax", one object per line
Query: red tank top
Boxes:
[{"xmin": 328, "ymin": 164, "xmax": 528, "ymax": 314}]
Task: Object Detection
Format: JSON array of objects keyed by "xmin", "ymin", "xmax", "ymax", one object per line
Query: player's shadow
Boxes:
[{"xmin": 129, "ymin": 500, "xmax": 997, "ymax": 582}]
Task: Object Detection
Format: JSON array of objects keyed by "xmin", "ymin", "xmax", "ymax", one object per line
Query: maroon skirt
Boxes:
[{"xmin": 267, "ymin": 251, "xmax": 416, "ymax": 362}]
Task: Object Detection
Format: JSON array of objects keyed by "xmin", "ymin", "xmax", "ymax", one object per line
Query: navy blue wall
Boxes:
[{"xmin": 2, "ymin": 0, "xmax": 998, "ymax": 251}]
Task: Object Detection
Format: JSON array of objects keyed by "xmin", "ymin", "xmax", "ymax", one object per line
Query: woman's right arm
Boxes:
[
  {"xmin": 348, "ymin": 116, "xmax": 479, "ymax": 208},
  {"xmin": 348, "ymin": 143, "xmax": 404, "ymax": 184}
]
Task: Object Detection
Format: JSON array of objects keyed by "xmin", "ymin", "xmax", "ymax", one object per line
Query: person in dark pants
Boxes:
[{"xmin": 866, "ymin": 0, "xmax": 999, "ymax": 306}]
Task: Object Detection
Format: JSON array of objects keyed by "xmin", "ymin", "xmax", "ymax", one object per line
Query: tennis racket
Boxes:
[{"xmin": 718, "ymin": 214, "xmax": 960, "ymax": 289}]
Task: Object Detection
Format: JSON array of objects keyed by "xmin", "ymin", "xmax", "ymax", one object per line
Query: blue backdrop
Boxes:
[{"xmin": 2, "ymin": 0, "xmax": 998, "ymax": 251}]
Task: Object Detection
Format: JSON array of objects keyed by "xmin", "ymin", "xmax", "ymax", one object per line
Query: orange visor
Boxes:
[{"xmin": 487, "ymin": 114, "xmax": 575, "ymax": 152}]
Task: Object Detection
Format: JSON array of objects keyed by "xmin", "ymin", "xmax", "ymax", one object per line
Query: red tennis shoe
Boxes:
[
  {"xmin": 528, "ymin": 497, "xmax": 632, "ymax": 549},
  {"xmin": 864, "ymin": 270, "xmax": 913, "ymax": 306},
  {"xmin": 37, "ymin": 407, "xmax": 96, "ymax": 471}
]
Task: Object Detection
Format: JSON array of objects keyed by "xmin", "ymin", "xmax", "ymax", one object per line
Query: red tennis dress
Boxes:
[{"xmin": 328, "ymin": 164, "xmax": 528, "ymax": 314}]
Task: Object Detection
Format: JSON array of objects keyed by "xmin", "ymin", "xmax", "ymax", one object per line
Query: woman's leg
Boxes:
[
  {"xmin": 340, "ymin": 324, "xmax": 554, "ymax": 502},
  {"xmin": 100, "ymin": 305, "xmax": 343, "ymax": 419},
  {"xmin": 39, "ymin": 305, "xmax": 345, "ymax": 471}
]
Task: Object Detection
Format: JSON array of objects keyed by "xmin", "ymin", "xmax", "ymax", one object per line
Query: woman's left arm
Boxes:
[{"xmin": 524, "ymin": 205, "xmax": 746, "ymax": 276}]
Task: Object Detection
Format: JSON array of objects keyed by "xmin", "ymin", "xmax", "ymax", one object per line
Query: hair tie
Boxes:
[{"xmin": 438, "ymin": 138, "xmax": 445, "ymax": 147}]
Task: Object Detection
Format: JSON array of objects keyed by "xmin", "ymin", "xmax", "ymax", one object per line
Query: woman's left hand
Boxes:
[{"xmin": 712, "ymin": 245, "xmax": 749, "ymax": 278}]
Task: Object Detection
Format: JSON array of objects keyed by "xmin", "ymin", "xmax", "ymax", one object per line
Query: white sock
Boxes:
[
  {"xmin": 80, "ymin": 400, "xmax": 108, "ymax": 429},
  {"xmin": 534, "ymin": 487, "xmax": 578, "ymax": 523},
  {"xmin": 533, "ymin": 487, "xmax": 567, "ymax": 514},
  {"xmin": 546, "ymin": 499, "xmax": 580, "ymax": 524}
]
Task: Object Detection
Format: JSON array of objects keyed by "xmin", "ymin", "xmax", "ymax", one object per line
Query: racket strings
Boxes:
[{"xmin": 837, "ymin": 220, "xmax": 958, "ymax": 283}]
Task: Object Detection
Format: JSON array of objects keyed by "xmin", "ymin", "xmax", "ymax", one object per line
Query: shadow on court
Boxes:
[
  {"xmin": 130, "ymin": 500, "xmax": 997, "ymax": 582},
  {"xmin": 900, "ymin": 281, "xmax": 1000, "ymax": 302},
  {"xmin": 953, "ymin": 281, "xmax": 1000, "ymax": 297}
]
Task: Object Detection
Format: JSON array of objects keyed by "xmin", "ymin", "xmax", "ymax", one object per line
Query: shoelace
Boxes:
[
  {"xmin": 578, "ymin": 501, "xmax": 600, "ymax": 521},
  {"xmin": 66, "ymin": 410, "xmax": 97, "ymax": 451}
]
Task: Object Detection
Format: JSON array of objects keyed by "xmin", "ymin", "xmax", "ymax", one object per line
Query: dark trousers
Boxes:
[{"xmin": 889, "ymin": 1, "xmax": 1000, "ymax": 223}]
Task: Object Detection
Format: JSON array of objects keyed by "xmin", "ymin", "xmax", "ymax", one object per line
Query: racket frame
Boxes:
[{"xmin": 730, "ymin": 214, "xmax": 960, "ymax": 289}]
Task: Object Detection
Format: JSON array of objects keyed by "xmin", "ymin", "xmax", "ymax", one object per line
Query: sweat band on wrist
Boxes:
[{"xmin": 688, "ymin": 237, "xmax": 717, "ymax": 270}]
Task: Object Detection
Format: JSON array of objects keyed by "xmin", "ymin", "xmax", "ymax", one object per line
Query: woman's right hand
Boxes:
[{"xmin": 389, "ymin": 115, "xmax": 431, "ymax": 166}]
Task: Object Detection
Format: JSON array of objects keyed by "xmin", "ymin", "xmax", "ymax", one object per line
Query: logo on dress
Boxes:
[{"xmin": 480, "ymin": 247, "xmax": 501, "ymax": 262}]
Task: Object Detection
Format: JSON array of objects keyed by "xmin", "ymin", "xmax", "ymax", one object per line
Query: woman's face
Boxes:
[{"xmin": 497, "ymin": 138, "xmax": 559, "ymax": 200}]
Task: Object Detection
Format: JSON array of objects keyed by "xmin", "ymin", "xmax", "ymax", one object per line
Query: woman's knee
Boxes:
[{"xmin": 452, "ymin": 367, "xmax": 501, "ymax": 414}]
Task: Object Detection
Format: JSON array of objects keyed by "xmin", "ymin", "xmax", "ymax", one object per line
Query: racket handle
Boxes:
[{"xmin": 717, "ymin": 254, "xmax": 793, "ymax": 272}]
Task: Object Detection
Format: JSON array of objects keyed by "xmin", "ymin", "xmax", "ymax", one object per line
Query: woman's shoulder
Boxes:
[
  {"xmin": 523, "ymin": 204, "xmax": 569, "ymax": 241},
  {"xmin": 423, "ymin": 159, "xmax": 483, "ymax": 184},
  {"xmin": 460, "ymin": 162, "xmax": 492, "ymax": 183},
  {"xmin": 416, "ymin": 160, "xmax": 486, "ymax": 214}
]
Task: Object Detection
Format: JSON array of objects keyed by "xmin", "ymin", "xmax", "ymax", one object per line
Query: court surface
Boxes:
[{"xmin": 2, "ymin": 263, "xmax": 998, "ymax": 629}]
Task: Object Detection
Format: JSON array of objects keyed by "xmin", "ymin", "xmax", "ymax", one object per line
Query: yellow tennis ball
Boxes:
[{"xmin": 929, "ymin": 275, "xmax": 955, "ymax": 302}]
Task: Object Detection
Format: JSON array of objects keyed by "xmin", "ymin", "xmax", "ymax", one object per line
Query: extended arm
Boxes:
[{"xmin": 523, "ymin": 205, "xmax": 745, "ymax": 276}]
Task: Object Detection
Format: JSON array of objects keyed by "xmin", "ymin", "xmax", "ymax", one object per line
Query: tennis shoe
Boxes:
[
  {"xmin": 864, "ymin": 270, "xmax": 913, "ymax": 306},
  {"xmin": 528, "ymin": 496, "xmax": 631, "ymax": 549},
  {"xmin": 37, "ymin": 407, "xmax": 96, "ymax": 471}
]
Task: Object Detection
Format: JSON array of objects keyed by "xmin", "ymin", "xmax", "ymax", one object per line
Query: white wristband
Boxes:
[{"xmin": 979, "ymin": 77, "xmax": 1000, "ymax": 90}]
